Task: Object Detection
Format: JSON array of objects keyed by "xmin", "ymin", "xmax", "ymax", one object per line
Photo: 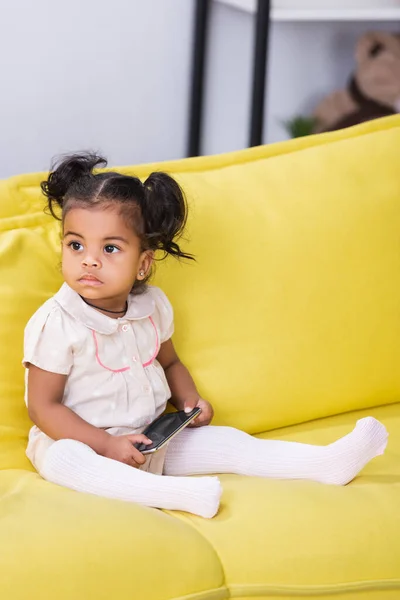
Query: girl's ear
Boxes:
[{"xmin": 137, "ymin": 251, "xmax": 154, "ymax": 280}]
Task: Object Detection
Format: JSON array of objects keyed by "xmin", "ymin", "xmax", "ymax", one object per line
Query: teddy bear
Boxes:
[{"xmin": 313, "ymin": 31, "xmax": 400, "ymax": 133}]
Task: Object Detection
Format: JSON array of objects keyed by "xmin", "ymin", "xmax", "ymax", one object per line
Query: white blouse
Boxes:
[{"xmin": 23, "ymin": 283, "xmax": 174, "ymax": 470}]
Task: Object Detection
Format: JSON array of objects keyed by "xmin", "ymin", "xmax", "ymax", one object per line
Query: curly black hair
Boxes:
[{"xmin": 41, "ymin": 152, "xmax": 193, "ymax": 293}]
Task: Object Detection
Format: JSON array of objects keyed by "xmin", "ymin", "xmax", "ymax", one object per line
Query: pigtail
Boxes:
[
  {"xmin": 142, "ymin": 172, "xmax": 194, "ymax": 260},
  {"xmin": 41, "ymin": 153, "xmax": 107, "ymax": 219}
]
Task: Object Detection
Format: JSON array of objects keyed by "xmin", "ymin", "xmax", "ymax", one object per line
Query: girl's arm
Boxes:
[
  {"xmin": 157, "ymin": 339, "xmax": 214, "ymax": 426},
  {"xmin": 27, "ymin": 364, "xmax": 112, "ymax": 454},
  {"xmin": 27, "ymin": 365, "xmax": 151, "ymax": 466}
]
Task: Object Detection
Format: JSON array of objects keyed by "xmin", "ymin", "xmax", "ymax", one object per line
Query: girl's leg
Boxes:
[
  {"xmin": 164, "ymin": 417, "xmax": 388, "ymax": 485},
  {"xmin": 39, "ymin": 439, "xmax": 222, "ymax": 518}
]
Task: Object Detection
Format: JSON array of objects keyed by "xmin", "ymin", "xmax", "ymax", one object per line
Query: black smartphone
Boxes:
[{"xmin": 134, "ymin": 408, "xmax": 201, "ymax": 455}]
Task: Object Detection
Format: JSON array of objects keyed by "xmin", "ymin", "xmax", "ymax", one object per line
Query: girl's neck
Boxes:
[{"xmin": 80, "ymin": 296, "xmax": 128, "ymax": 319}]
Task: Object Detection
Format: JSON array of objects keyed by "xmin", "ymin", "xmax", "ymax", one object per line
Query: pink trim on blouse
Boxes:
[
  {"xmin": 92, "ymin": 317, "xmax": 159, "ymax": 372},
  {"xmin": 142, "ymin": 316, "xmax": 159, "ymax": 368},
  {"xmin": 92, "ymin": 330, "xmax": 131, "ymax": 373}
]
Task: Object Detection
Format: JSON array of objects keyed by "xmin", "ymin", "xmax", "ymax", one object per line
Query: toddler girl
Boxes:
[{"xmin": 23, "ymin": 153, "xmax": 388, "ymax": 518}]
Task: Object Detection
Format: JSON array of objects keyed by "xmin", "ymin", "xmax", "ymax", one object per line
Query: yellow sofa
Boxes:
[{"xmin": 0, "ymin": 117, "xmax": 399, "ymax": 600}]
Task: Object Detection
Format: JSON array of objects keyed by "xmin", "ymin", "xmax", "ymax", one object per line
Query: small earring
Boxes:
[{"xmin": 139, "ymin": 270, "xmax": 145, "ymax": 277}]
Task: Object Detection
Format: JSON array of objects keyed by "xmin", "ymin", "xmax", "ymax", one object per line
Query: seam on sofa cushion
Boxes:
[
  {"xmin": 251, "ymin": 401, "xmax": 400, "ymax": 438},
  {"xmin": 229, "ymin": 579, "xmax": 400, "ymax": 597},
  {"xmin": 167, "ymin": 588, "xmax": 229, "ymax": 600},
  {"xmin": 164, "ymin": 510, "xmax": 231, "ymax": 595}
]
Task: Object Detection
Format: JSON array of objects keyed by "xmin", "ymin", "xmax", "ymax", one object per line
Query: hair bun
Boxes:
[
  {"xmin": 41, "ymin": 152, "xmax": 107, "ymax": 218},
  {"xmin": 142, "ymin": 171, "xmax": 193, "ymax": 261}
]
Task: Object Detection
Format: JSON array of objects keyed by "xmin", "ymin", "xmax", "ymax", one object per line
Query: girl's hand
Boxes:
[
  {"xmin": 103, "ymin": 434, "xmax": 152, "ymax": 468},
  {"xmin": 184, "ymin": 398, "xmax": 214, "ymax": 427}
]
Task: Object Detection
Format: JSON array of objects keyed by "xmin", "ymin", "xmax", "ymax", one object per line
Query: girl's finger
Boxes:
[
  {"xmin": 138, "ymin": 435, "xmax": 152, "ymax": 444},
  {"xmin": 131, "ymin": 447, "xmax": 146, "ymax": 465},
  {"xmin": 127, "ymin": 434, "xmax": 152, "ymax": 445}
]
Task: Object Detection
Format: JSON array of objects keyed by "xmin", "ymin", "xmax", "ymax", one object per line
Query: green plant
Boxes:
[{"xmin": 283, "ymin": 116, "xmax": 317, "ymax": 138}]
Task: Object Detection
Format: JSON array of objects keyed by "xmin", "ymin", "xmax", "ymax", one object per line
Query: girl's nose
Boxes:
[{"xmin": 82, "ymin": 255, "xmax": 100, "ymax": 268}]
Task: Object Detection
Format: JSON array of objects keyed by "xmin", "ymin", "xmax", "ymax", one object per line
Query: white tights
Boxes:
[{"xmin": 39, "ymin": 417, "xmax": 388, "ymax": 518}]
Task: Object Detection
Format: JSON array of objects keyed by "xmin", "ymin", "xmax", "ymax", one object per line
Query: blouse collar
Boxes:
[{"xmin": 54, "ymin": 282, "xmax": 155, "ymax": 334}]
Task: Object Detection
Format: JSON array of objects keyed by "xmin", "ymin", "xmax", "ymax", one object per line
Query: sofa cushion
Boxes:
[
  {"xmin": 0, "ymin": 118, "xmax": 399, "ymax": 456},
  {"xmin": 156, "ymin": 119, "xmax": 400, "ymax": 433},
  {"xmin": 0, "ymin": 217, "xmax": 62, "ymax": 463},
  {"xmin": 0, "ymin": 469, "xmax": 226, "ymax": 600},
  {"xmin": 173, "ymin": 403, "xmax": 400, "ymax": 600}
]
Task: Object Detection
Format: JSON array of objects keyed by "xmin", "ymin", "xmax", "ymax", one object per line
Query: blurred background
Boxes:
[{"xmin": 0, "ymin": 0, "xmax": 399, "ymax": 178}]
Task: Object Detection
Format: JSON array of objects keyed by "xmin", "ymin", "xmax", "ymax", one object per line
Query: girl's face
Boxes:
[{"xmin": 62, "ymin": 206, "xmax": 152, "ymax": 305}]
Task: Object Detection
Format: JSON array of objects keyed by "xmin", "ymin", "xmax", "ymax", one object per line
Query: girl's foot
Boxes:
[{"xmin": 319, "ymin": 417, "xmax": 388, "ymax": 485}]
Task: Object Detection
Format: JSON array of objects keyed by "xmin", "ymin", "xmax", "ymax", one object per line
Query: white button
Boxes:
[
  {"xmin": 122, "ymin": 324, "xmax": 129, "ymax": 332},
  {"xmin": 132, "ymin": 356, "xmax": 137, "ymax": 363},
  {"xmin": 142, "ymin": 385, "xmax": 151, "ymax": 394}
]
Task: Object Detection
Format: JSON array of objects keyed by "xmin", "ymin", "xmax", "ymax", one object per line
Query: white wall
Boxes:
[
  {"xmin": 0, "ymin": 0, "xmax": 194, "ymax": 178},
  {"xmin": 202, "ymin": 1, "xmax": 398, "ymax": 154},
  {"xmin": 0, "ymin": 0, "xmax": 398, "ymax": 178}
]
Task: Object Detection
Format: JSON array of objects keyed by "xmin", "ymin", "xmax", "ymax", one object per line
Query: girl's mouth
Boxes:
[{"xmin": 78, "ymin": 274, "xmax": 103, "ymax": 286}]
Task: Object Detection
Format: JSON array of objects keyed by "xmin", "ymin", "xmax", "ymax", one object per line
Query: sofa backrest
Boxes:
[{"xmin": 1, "ymin": 117, "xmax": 399, "ymax": 470}]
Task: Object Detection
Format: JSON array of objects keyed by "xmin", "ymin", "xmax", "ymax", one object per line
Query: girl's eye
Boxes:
[
  {"xmin": 69, "ymin": 241, "xmax": 83, "ymax": 252},
  {"xmin": 104, "ymin": 245, "xmax": 120, "ymax": 254}
]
